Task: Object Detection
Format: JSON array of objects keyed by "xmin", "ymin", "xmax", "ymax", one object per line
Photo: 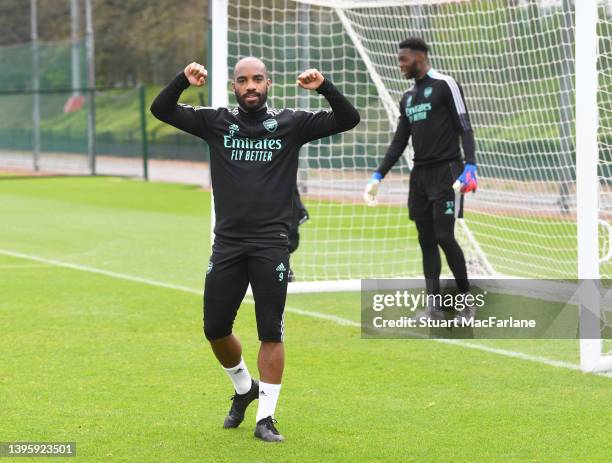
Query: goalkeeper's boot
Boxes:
[
  {"xmin": 411, "ymin": 299, "xmax": 444, "ymax": 322},
  {"xmin": 452, "ymin": 295, "xmax": 476, "ymax": 327},
  {"xmin": 254, "ymin": 416, "xmax": 285, "ymax": 442},
  {"xmin": 223, "ymin": 379, "xmax": 259, "ymax": 428}
]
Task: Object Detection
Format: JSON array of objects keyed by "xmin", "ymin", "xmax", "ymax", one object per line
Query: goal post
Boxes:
[
  {"xmin": 579, "ymin": 0, "xmax": 612, "ymax": 373},
  {"xmin": 211, "ymin": 0, "xmax": 612, "ymax": 372}
]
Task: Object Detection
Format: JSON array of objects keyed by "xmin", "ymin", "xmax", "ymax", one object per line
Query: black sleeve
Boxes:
[
  {"xmin": 295, "ymin": 78, "xmax": 360, "ymax": 144},
  {"xmin": 150, "ymin": 72, "xmax": 213, "ymax": 140},
  {"xmin": 376, "ymin": 100, "xmax": 412, "ymax": 177},
  {"xmin": 461, "ymin": 130, "xmax": 476, "ymax": 165},
  {"xmin": 445, "ymin": 81, "xmax": 476, "ymax": 165}
]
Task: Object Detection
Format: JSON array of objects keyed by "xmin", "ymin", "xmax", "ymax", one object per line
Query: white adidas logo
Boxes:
[{"xmin": 276, "ymin": 263, "xmax": 286, "ymax": 272}]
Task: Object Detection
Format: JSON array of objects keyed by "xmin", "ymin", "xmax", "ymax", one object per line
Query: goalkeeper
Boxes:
[
  {"xmin": 364, "ymin": 37, "xmax": 477, "ymax": 323},
  {"xmin": 151, "ymin": 58, "xmax": 359, "ymax": 442}
]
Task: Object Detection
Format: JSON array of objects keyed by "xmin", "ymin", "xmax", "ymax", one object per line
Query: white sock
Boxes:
[
  {"xmin": 256, "ymin": 382, "xmax": 281, "ymax": 423},
  {"xmin": 223, "ymin": 358, "xmax": 252, "ymax": 395}
]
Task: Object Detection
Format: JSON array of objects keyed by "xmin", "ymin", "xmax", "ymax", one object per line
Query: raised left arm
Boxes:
[{"xmin": 295, "ymin": 69, "xmax": 360, "ymax": 144}]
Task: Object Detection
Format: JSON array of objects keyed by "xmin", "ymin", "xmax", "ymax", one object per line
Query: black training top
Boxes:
[
  {"xmin": 151, "ymin": 73, "xmax": 359, "ymax": 243},
  {"xmin": 376, "ymin": 69, "xmax": 476, "ymax": 176}
]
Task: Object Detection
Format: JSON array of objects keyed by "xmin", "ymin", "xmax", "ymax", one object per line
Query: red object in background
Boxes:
[{"xmin": 63, "ymin": 95, "xmax": 85, "ymax": 113}]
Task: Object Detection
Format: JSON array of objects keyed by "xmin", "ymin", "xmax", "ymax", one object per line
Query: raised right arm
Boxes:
[{"xmin": 150, "ymin": 65, "xmax": 211, "ymax": 139}]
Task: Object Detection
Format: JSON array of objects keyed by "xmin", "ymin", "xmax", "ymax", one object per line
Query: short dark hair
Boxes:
[{"xmin": 399, "ymin": 37, "xmax": 429, "ymax": 54}]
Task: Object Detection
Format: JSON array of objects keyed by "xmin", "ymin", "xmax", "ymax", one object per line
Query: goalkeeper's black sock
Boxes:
[
  {"xmin": 433, "ymin": 217, "xmax": 470, "ymax": 293},
  {"xmin": 415, "ymin": 219, "xmax": 441, "ymax": 294}
]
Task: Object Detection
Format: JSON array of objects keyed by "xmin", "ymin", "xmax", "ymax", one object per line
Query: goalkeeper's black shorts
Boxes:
[
  {"xmin": 408, "ymin": 159, "xmax": 464, "ymax": 221},
  {"xmin": 203, "ymin": 238, "xmax": 289, "ymax": 342}
]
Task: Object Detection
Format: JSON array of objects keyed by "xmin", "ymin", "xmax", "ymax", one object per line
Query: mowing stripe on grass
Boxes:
[{"xmin": 1, "ymin": 247, "xmax": 610, "ymax": 378}]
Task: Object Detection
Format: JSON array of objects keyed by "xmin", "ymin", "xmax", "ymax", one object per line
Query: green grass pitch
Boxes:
[{"xmin": 0, "ymin": 176, "xmax": 610, "ymax": 462}]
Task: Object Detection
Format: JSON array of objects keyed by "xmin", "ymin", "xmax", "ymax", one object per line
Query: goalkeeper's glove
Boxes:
[
  {"xmin": 453, "ymin": 163, "xmax": 478, "ymax": 194},
  {"xmin": 364, "ymin": 172, "xmax": 383, "ymax": 206}
]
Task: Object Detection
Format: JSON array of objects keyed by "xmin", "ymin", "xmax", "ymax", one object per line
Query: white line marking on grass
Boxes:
[
  {"xmin": 0, "ymin": 248, "xmax": 201, "ymax": 294},
  {"xmin": 248, "ymin": 300, "xmax": 360, "ymax": 327},
  {"xmin": 1, "ymin": 247, "xmax": 610, "ymax": 378}
]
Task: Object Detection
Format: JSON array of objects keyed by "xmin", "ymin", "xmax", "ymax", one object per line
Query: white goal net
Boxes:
[
  {"xmin": 221, "ymin": 0, "xmax": 611, "ymax": 369},
  {"xmin": 226, "ymin": 0, "xmax": 587, "ymax": 281}
]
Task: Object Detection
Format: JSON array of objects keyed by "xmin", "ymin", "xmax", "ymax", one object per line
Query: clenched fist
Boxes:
[
  {"xmin": 296, "ymin": 69, "xmax": 324, "ymax": 90},
  {"xmin": 184, "ymin": 62, "xmax": 208, "ymax": 87}
]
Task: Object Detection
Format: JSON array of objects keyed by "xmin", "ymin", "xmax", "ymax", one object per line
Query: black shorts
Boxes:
[
  {"xmin": 408, "ymin": 159, "xmax": 464, "ymax": 221},
  {"xmin": 203, "ymin": 239, "xmax": 289, "ymax": 342}
]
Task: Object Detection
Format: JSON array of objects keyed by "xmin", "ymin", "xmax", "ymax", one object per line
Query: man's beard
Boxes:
[
  {"xmin": 404, "ymin": 64, "xmax": 418, "ymax": 79},
  {"xmin": 235, "ymin": 89, "xmax": 268, "ymax": 112}
]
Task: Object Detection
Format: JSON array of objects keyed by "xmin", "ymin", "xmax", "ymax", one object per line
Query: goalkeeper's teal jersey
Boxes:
[
  {"xmin": 151, "ymin": 73, "xmax": 359, "ymax": 242},
  {"xmin": 377, "ymin": 69, "xmax": 475, "ymax": 176}
]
